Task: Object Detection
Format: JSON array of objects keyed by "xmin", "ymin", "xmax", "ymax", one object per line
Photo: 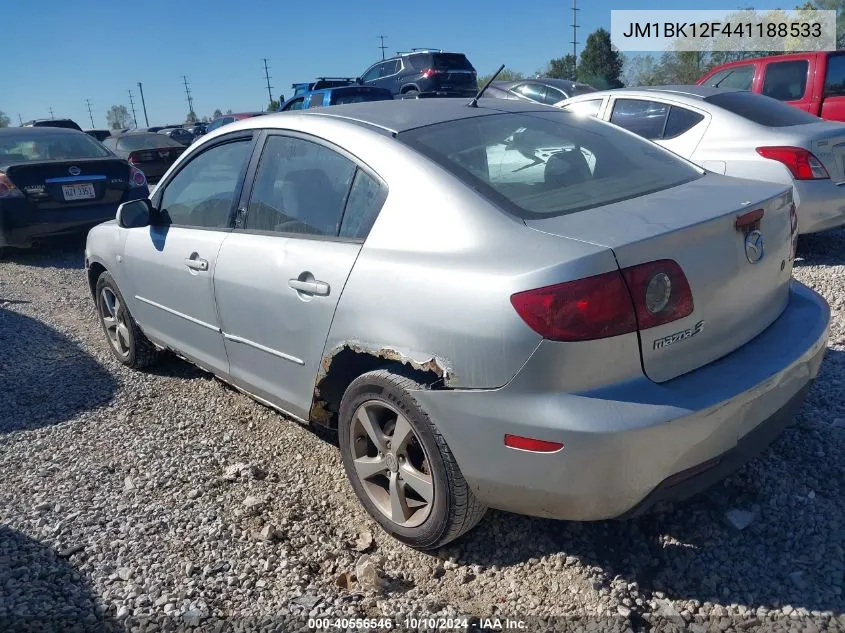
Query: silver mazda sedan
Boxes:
[{"xmin": 85, "ymin": 99, "xmax": 830, "ymax": 549}]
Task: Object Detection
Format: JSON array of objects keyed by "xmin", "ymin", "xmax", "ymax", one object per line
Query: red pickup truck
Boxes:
[{"xmin": 697, "ymin": 51, "xmax": 845, "ymax": 121}]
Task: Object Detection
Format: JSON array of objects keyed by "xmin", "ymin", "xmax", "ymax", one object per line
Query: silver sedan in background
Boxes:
[
  {"xmin": 84, "ymin": 99, "xmax": 829, "ymax": 549},
  {"xmin": 561, "ymin": 86, "xmax": 845, "ymax": 234}
]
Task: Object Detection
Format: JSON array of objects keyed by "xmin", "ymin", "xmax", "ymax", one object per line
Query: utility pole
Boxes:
[
  {"xmin": 128, "ymin": 89, "xmax": 138, "ymax": 127},
  {"xmin": 182, "ymin": 75, "xmax": 195, "ymax": 119},
  {"xmin": 571, "ymin": 0, "xmax": 579, "ymax": 75},
  {"xmin": 262, "ymin": 58, "xmax": 274, "ymax": 107},
  {"xmin": 137, "ymin": 82, "xmax": 149, "ymax": 127},
  {"xmin": 18, "ymin": 114, "xmax": 23, "ymax": 125},
  {"xmin": 85, "ymin": 99, "xmax": 95, "ymax": 127},
  {"xmin": 378, "ymin": 35, "xmax": 388, "ymax": 60},
  {"xmin": 48, "ymin": 106, "xmax": 55, "ymax": 119}
]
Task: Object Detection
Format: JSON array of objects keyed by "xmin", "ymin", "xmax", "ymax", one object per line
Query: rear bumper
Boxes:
[
  {"xmin": 412, "ymin": 281, "xmax": 830, "ymax": 520},
  {"xmin": 793, "ymin": 178, "xmax": 845, "ymax": 233},
  {"xmin": 0, "ymin": 188, "xmax": 147, "ymax": 248}
]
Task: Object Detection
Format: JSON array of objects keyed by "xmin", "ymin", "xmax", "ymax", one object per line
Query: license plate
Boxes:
[{"xmin": 62, "ymin": 183, "xmax": 96, "ymax": 201}]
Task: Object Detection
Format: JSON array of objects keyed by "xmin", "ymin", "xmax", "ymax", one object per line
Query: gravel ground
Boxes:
[{"xmin": 0, "ymin": 231, "xmax": 843, "ymax": 633}]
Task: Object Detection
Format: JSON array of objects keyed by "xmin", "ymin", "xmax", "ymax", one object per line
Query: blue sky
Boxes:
[{"xmin": 5, "ymin": 0, "xmax": 783, "ymax": 127}]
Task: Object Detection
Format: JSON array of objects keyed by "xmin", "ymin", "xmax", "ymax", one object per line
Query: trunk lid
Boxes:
[
  {"xmin": 525, "ymin": 174, "xmax": 795, "ymax": 382},
  {"xmin": 5, "ymin": 158, "xmax": 131, "ymax": 209}
]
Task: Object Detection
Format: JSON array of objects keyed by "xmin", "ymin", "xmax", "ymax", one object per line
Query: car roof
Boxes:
[
  {"xmin": 0, "ymin": 126, "xmax": 88, "ymax": 137},
  {"xmin": 563, "ymin": 85, "xmax": 746, "ymax": 104},
  {"xmin": 270, "ymin": 98, "xmax": 561, "ymax": 134}
]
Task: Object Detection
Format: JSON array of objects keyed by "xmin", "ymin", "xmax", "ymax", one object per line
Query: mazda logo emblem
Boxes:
[
  {"xmin": 68, "ymin": 166, "xmax": 81, "ymax": 176},
  {"xmin": 745, "ymin": 230, "xmax": 764, "ymax": 264}
]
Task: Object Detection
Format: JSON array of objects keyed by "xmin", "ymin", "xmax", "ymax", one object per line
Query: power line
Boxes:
[
  {"xmin": 137, "ymin": 82, "xmax": 149, "ymax": 127},
  {"xmin": 182, "ymin": 75, "xmax": 195, "ymax": 117},
  {"xmin": 262, "ymin": 58, "xmax": 274, "ymax": 106},
  {"xmin": 85, "ymin": 99, "xmax": 95, "ymax": 128},
  {"xmin": 571, "ymin": 0, "xmax": 580, "ymax": 71},
  {"xmin": 378, "ymin": 35, "xmax": 388, "ymax": 60},
  {"xmin": 128, "ymin": 89, "xmax": 138, "ymax": 127}
]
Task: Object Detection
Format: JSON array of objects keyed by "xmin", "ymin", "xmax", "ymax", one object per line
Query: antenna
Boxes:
[
  {"xmin": 128, "ymin": 89, "xmax": 138, "ymax": 127},
  {"xmin": 378, "ymin": 35, "xmax": 388, "ymax": 60},
  {"xmin": 85, "ymin": 99, "xmax": 95, "ymax": 128},
  {"xmin": 262, "ymin": 58, "xmax": 274, "ymax": 106},
  {"xmin": 571, "ymin": 0, "xmax": 580, "ymax": 72},
  {"xmin": 468, "ymin": 64, "xmax": 505, "ymax": 108},
  {"xmin": 137, "ymin": 82, "xmax": 149, "ymax": 127},
  {"xmin": 182, "ymin": 75, "xmax": 195, "ymax": 118}
]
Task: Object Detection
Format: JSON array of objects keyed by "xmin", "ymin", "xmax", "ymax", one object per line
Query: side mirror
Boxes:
[{"xmin": 117, "ymin": 198, "xmax": 152, "ymax": 229}]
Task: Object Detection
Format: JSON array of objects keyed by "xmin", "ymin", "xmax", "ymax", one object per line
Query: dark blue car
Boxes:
[{"xmin": 278, "ymin": 85, "xmax": 394, "ymax": 112}]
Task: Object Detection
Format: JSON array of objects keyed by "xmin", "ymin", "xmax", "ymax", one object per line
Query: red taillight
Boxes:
[
  {"xmin": 756, "ymin": 146, "xmax": 829, "ymax": 180},
  {"xmin": 510, "ymin": 260, "xmax": 693, "ymax": 341},
  {"xmin": 128, "ymin": 152, "xmax": 140, "ymax": 164},
  {"xmin": 421, "ymin": 68, "xmax": 442, "ymax": 79},
  {"xmin": 129, "ymin": 166, "xmax": 147, "ymax": 188},
  {"xmin": 0, "ymin": 172, "xmax": 23, "ymax": 199},
  {"xmin": 621, "ymin": 260, "xmax": 694, "ymax": 330},
  {"xmin": 504, "ymin": 434, "xmax": 564, "ymax": 453}
]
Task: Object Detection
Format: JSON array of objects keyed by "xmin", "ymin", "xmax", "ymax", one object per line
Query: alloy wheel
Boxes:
[
  {"xmin": 98, "ymin": 287, "xmax": 131, "ymax": 358},
  {"xmin": 348, "ymin": 400, "xmax": 434, "ymax": 528}
]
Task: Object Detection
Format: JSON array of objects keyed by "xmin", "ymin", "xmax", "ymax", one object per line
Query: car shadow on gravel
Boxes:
[
  {"xmin": 0, "ymin": 307, "xmax": 118, "ymax": 433},
  {"xmin": 0, "ymin": 524, "xmax": 117, "ymax": 631},
  {"xmin": 0, "ymin": 233, "xmax": 87, "ymax": 270},
  {"xmin": 795, "ymin": 227, "xmax": 845, "ymax": 267},
  {"xmin": 453, "ymin": 348, "xmax": 845, "ymax": 616}
]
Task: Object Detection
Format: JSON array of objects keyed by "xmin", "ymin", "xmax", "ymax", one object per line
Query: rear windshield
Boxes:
[
  {"xmin": 117, "ymin": 133, "xmax": 184, "ymax": 150},
  {"xmin": 400, "ymin": 111, "xmax": 701, "ymax": 219},
  {"xmin": 432, "ymin": 53, "xmax": 473, "ymax": 70},
  {"xmin": 705, "ymin": 91, "xmax": 821, "ymax": 127},
  {"xmin": 0, "ymin": 132, "xmax": 111, "ymax": 163}
]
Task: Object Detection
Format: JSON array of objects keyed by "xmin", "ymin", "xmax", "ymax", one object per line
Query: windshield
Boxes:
[
  {"xmin": 0, "ymin": 132, "xmax": 112, "ymax": 163},
  {"xmin": 705, "ymin": 91, "xmax": 822, "ymax": 127},
  {"xmin": 400, "ymin": 111, "xmax": 702, "ymax": 219},
  {"xmin": 117, "ymin": 134, "xmax": 184, "ymax": 150}
]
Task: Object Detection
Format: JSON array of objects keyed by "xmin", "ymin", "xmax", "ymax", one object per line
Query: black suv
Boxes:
[
  {"xmin": 358, "ymin": 50, "xmax": 477, "ymax": 98},
  {"xmin": 22, "ymin": 118, "xmax": 82, "ymax": 131}
]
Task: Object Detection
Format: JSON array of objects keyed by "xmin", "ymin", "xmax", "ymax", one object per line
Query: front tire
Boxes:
[
  {"xmin": 94, "ymin": 271, "xmax": 159, "ymax": 369},
  {"xmin": 401, "ymin": 89, "xmax": 420, "ymax": 99},
  {"xmin": 338, "ymin": 369, "xmax": 486, "ymax": 549}
]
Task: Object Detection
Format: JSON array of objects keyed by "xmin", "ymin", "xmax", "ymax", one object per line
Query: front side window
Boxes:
[
  {"xmin": 361, "ymin": 64, "xmax": 382, "ymax": 83},
  {"xmin": 400, "ymin": 111, "xmax": 701, "ymax": 219},
  {"xmin": 244, "ymin": 135, "xmax": 356, "ymax": 236},
  {"xmin": 762, "ymin": 60, "xmax": 809, "ymax": 101},
  {"xmin": 610, "ymin": 99, "xmax": 669, "ymax": 140},
  {"xmin": 710, "ymin": 65, "xmax": 754, "ymax": 90},
  {"xmin": 158, "ymin": 139, "xmax": 252, "ymax": 228},
  {"xmin": 284, "ymin": 98, "xmax": 306, "ymax": 111}
]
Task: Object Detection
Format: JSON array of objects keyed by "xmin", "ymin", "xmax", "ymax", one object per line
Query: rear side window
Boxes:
[
  {"xmin": 663, "ymin": 107, "xmax": 705, "ymax": 138},
  {"xmin": 339, "ymin": 170, "xmax": 387, "ymax": 239},
  {"xmin": 309, "ymin": 93, "xmax": 326, "ymax": 108},
  {"xmin": 824, "ymin": 55, "xmax": 845, "ymax": 96},
  {"xmin": 544, "ymin": 86, "xmax": 566, "ymax": 104},
  {"xmin": 762, "ymin": 60, "xmax": 809, "ymax": 101},
  {"xmin": 610, "ymin": 99, "xmax": 669, "ymax": 140},
  {"xmin": 400, "ymin": 111, "xmax": 702, "ymax": 219},
  {"xmin": 515, "ymin": 83, "xmax": 547, "ymax": 104},
  {"xmin": 706, "ymin": 91, "xmax": 821, "ymax": 126},
  {"xmin": 704, "ymin": 65, "xmax": 754, "ymax": 90},
  {"xmin": 244, "ymin": 135, "xmax": 356, "ymax": 236}
]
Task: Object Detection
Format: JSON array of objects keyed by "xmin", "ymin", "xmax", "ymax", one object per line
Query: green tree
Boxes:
[
  {"xmin": 212, "ymin": 108, "xmax": 223, "ymax": 119},
  {"xmin": 622, "ymin": 54, "xmax": 661, "ymax": 86},
  {"xmin": 0, "ymin": 111, "xmax": 10, "ymax": 128},
  {"xmin": 106, "ymin": 105, "xmax": 130, "ymax": 130},
  {"xmin": 546, "ymin": 55, "xmax": 577, "ymax": 80},
  {"xmin": 653, "ymin": 51, "xmax": 713, "ymax": 85},
  {"xmin": 267, "ymin": 99, "xmax": 280, "ymax": 111},
  {"xmin": 476, "ymin": 67, "xmax": 524, "ymax": 86},
  {"xmin": 797, "ymin": 0, "xmax": 845, "ymax": 47},
  {"xmin": 185, "ymin": 111, "xmax": 198, "ymax": 124},
  {"xmin": 577, "ymin": 28, "xmax": 624, "ymax": 89}
]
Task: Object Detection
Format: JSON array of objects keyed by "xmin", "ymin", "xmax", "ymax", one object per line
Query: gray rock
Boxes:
[
  {"xmin": 117, "ymin": 567, "xmax": 132, "ymax": 581},
  {"xmin": 724, "ymin": 509, "xmax": 755, "ymax": 530}
]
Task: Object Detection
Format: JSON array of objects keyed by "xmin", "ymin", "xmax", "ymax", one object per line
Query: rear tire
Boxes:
[
  {"xmin": 338, "ymin": 369, "xmax": 486, "ymax": 549},
  {"xmin": 402, "ymin": 89, "xmax": 420, "ymax": 99},
  {"xmin": 94, "ymin": 271, "xmax": 159, "ymax": 369}
]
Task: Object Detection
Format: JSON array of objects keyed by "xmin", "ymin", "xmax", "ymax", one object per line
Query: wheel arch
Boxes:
[{"xmin": 86, "ymin": 258, "xmax": 109, "ymax": 299}]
